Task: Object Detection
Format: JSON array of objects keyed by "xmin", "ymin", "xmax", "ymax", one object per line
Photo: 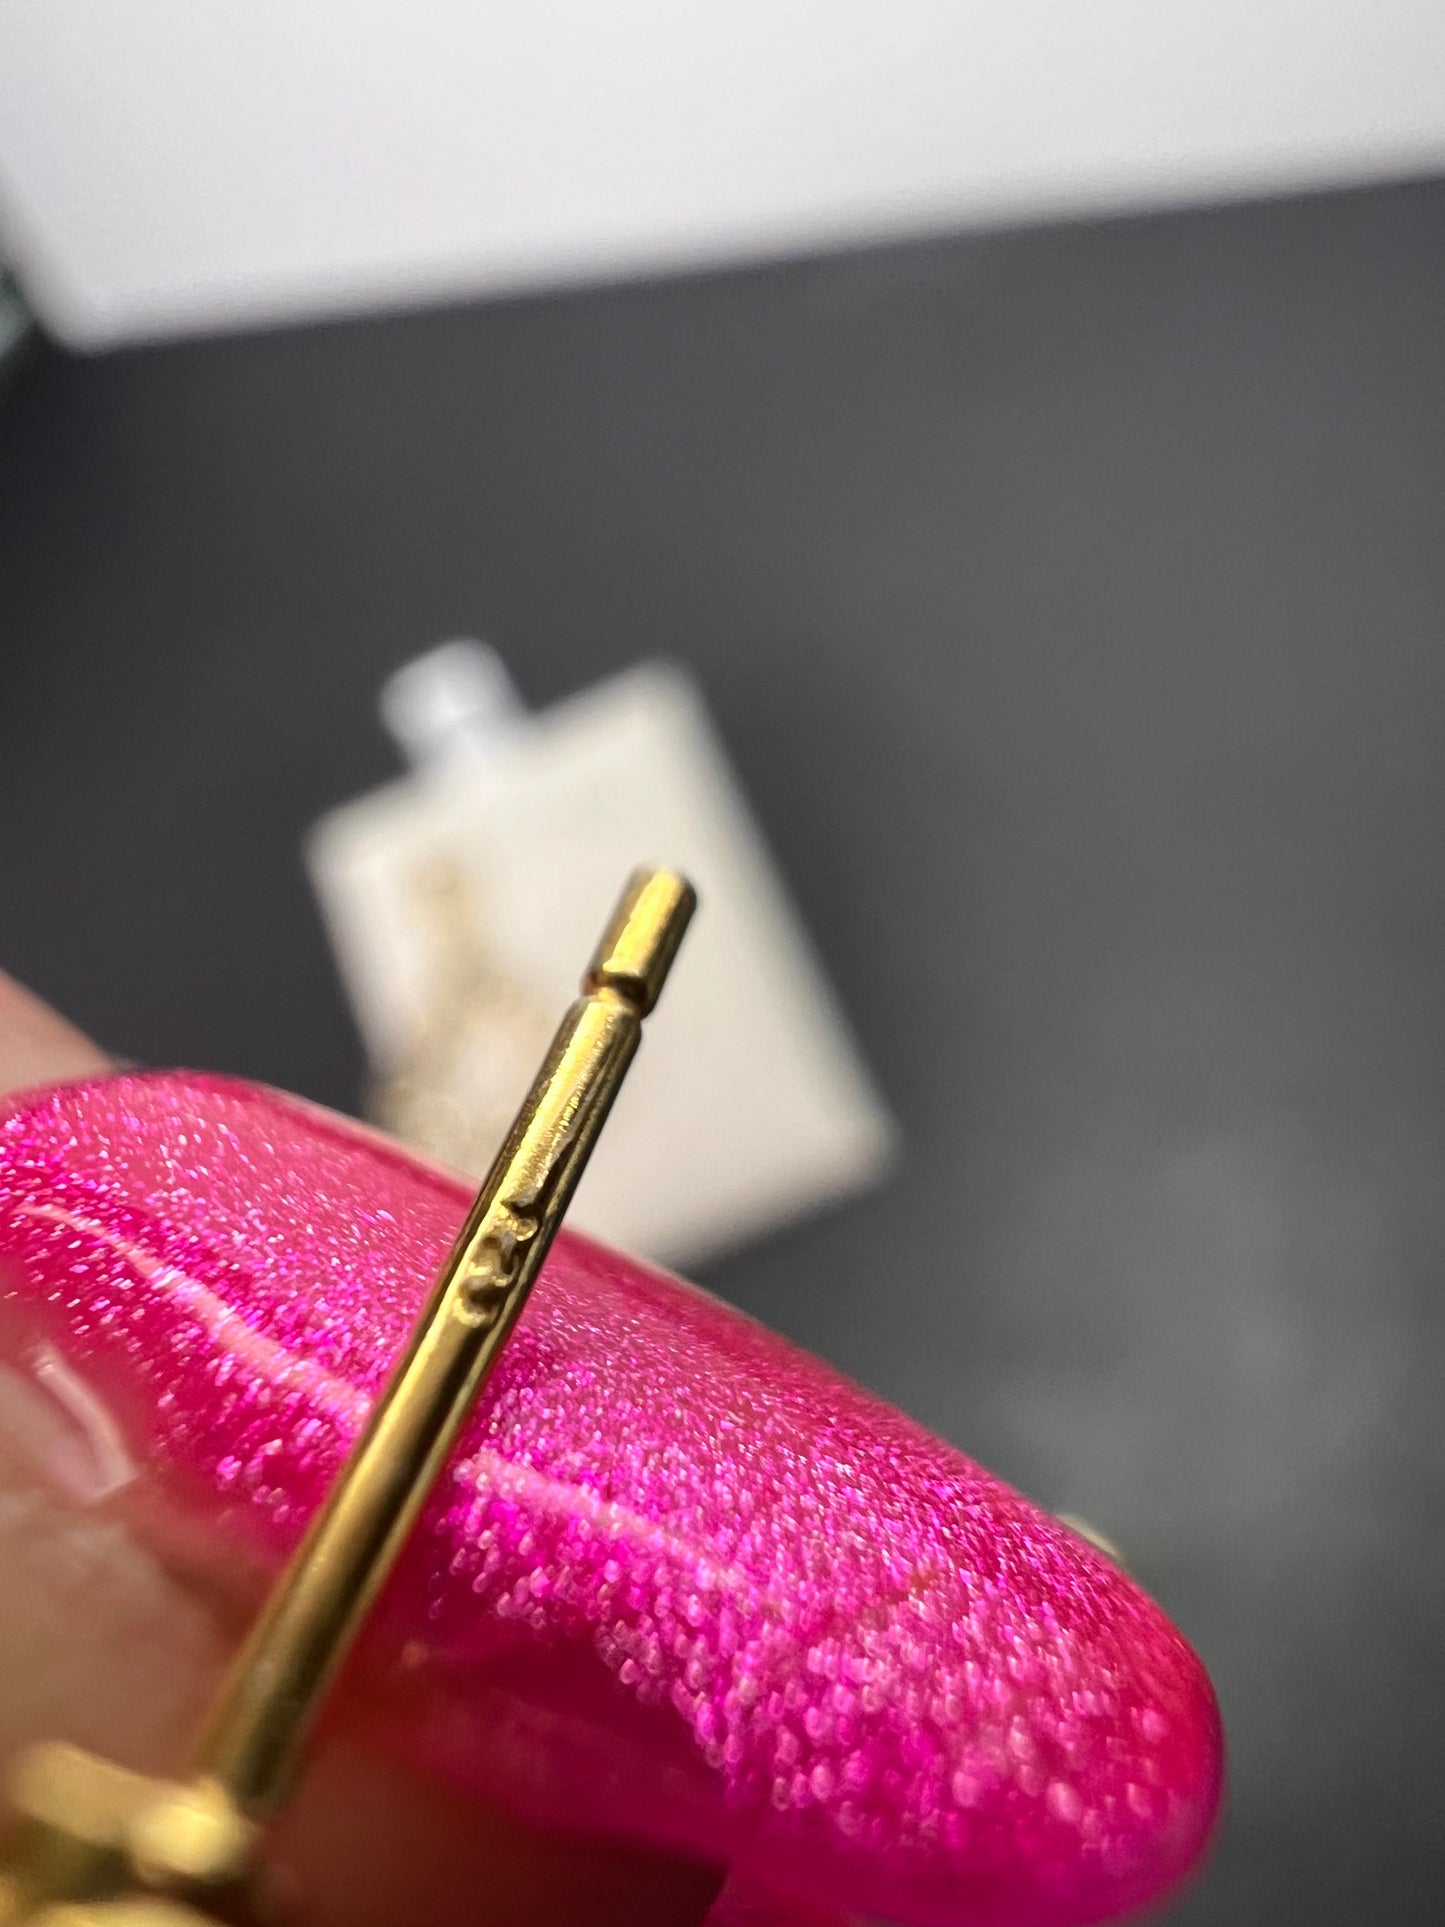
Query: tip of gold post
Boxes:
[{"xmin": 583, "ymin": 868, "xmax": 697, "ymax": 1016}]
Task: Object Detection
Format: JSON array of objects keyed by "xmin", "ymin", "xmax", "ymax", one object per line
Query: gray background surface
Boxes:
[{"xmin": 2, "ymin": 175, "xmax": 1444, "ymax": 1922}]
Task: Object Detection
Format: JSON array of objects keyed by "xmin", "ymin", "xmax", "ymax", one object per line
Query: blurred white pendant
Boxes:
[{"xmin": 306, "ymin": 643, "xmax": 895, "ymax": 1268}]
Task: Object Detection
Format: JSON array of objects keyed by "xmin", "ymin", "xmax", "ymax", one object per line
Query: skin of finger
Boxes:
[
  {"xmin": 0, "ymin": 973, "xmax": 110, "ymax": 1091},
  {"xmin": 0, "ymin": 974, "xmax": 725, "ymax": 1926}
]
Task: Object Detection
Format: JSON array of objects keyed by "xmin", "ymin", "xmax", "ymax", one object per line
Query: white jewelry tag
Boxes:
[{"xmin": 306, "ymin": 645, "xmax": 895, "ymax": 1268}]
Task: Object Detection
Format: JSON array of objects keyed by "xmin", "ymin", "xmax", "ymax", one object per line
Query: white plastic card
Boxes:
[{"xmin": 306, "ymin": 653, "xmax": 895, "ymax": 1268}]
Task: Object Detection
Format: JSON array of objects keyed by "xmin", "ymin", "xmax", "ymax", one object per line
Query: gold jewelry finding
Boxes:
[{"xmin": 0, "ymin": 867, "xmax": 697, "ymax": 1926}]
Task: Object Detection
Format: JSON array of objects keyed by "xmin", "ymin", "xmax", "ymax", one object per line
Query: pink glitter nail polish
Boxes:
[{"xmin": 0, "ymin": 1072, "xmax": 1221, "ymax": 1927}]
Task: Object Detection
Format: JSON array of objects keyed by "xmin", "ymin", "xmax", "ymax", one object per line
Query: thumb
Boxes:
[{"xmin": 0, "ymin": 971, "xmax": 723, "ymax": 1926}]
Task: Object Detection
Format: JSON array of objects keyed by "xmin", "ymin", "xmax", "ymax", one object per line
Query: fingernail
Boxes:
[{"xmin": 0, "ymin": 1072, "xmax": 1222, "ymax": 1927}]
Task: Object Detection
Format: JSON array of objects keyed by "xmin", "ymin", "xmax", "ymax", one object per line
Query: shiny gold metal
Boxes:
[
  {"xmin": 31, "ymin": 1904, "xmax": 220, "ymax": 1926},
  {"xmin": 0, "ymin": 867, "xmax": 696, "ymax": 1926},
  {"xmin": 198, "ymin": 864, "xmax": 695, "ymax": 1812},
  {"xmin": 0, "ymin": 1745, "xmax": 255, "ymax": 1926},
  {"xmin": 583, "ymin": 867, "xmax": 696, "ymax": 1016}
]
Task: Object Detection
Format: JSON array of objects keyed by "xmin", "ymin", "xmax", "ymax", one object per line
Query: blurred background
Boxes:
[{"xmin": 2, "ymin": 4, "xmax": 1445, "ymax": 1920}]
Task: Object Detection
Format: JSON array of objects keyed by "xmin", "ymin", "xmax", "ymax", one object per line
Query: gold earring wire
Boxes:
[{"xmin": 0, "ymin": 867, "xmax": 697, "ymax": 1927}]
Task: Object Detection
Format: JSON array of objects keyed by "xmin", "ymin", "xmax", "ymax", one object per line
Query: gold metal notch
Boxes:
[{"xmin": 0, "ymin": 868, "xmax": 697, "ymax": 1926}]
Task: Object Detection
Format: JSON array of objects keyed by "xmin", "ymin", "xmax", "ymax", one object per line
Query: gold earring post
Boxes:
[{"xmin": 0, "ymin": 867, "xmax": 696, "ymax": 1926}]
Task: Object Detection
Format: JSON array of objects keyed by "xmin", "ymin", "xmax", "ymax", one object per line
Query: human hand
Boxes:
[{"xmin": 0, "ymin": 973, "xmax": 1220, "ymax": 1927}]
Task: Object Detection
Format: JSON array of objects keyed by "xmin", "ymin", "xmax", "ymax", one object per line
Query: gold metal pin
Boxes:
[{"xmin": 0, "ymin": 867, "xmax": 697, "ymax": 1926}]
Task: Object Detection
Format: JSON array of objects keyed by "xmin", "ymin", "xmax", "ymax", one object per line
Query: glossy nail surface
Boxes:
[{"xmin": 0, "ymin": 1074, "xmax": 1221, "ymax": 1927}]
